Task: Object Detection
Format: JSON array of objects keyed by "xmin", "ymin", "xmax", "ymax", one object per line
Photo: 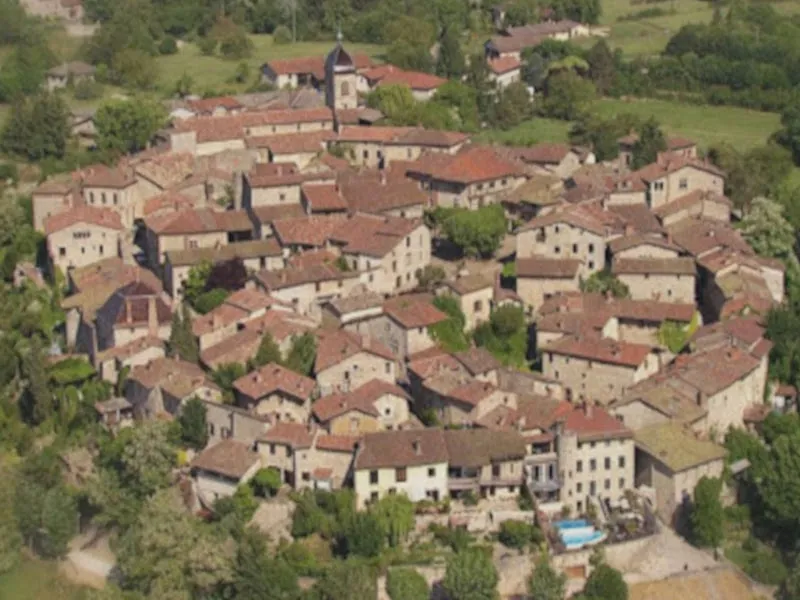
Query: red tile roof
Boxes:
[
  {"xmin": 488, "ymin": 56, "xmax": 522, "ymax": 74},
  {"xmin": 561, "ymin": 403, "xmax": 633, "ymax": 442},
  {"xmin": 330, "ymin": 213, "xmax": 423, "ymax": 258},
  {"xmin": 259, "ymin": 422, "xmax": 315, "ymax": 448},
  {"xmin": 612, "ymin": 257, "xmax": 696, "ymax": 276},
  {"xmin": 316, "ymin": 434, "xmax": 360, "ymax": 452},
  {"xmin": 44, "ymin": 205, "xmax": 123, "ymax": 235},
  {"xmin": 543, "ymin": 335, "xmax": 653, "ymax": 368},
  {"xmin": 234, "ymin": 363, "xmax": 315, "ymax": 401},
  {"xmin": 173, "ymin": 108, "xmax": 334, "ymax": 143},
  {"xmin": 513, "ymin": 142, "xmax": 571, "ymax": 165},
  {"xmin": 337, "ymin": 126, "xmax": 468, "ymax": 148},
  {"xmin": 315, "ymin": 329, "xmax": 394, "ymax": 373},
  {"xmin": 383, "ymin": 294, "xmax": 448, "ymax": 329},
  {"xmin": 254, "ymin": 262, "xmax": 357, "ymax": 290},
  {"xmin": 272, "ymin": 215, "xmax": 347, "ymax": 247},
  {"xmin": 354, "ymin": 428, "xmax": 449, "ymax": 469},
  {"xmin": 338, "ymin": 174, "xmax": 429, "ymax": 215},
  {"xmin": 408, "ymin": 145, "xmax": 525, "ymax": 184},
  {"xmin": 186, "ymin": 96, "xmax": 243, "ymax": 114},
  {"xmin": 265, "ymin": 54, "xmax": 373, "ymax": 79},
  {"xmin": 145, "ymin": 208, "xmax": 252, "ymax": 235},
  {"xmin": 246, "ymin": 163, "xmax": 336, "ymax": 188},
  {"xmin": 247, "ymin": 130, "xmax": 335, "ymax": 153},
  {"xmin": 302, "ymin": 183, "xmax": 348, "ymax": 213},
  {"xmin": 191, "ymin": 439, "xmax": 259, "ymax": 479},
  {"xmin": 447, "ymin": 380, "xmax": 499, "ymax": 407},
  {"xmin": 313, "ymin": 379, "xmax": 410, "ymax": 423},
  {"xmin": 516, "ymin": 257, "xmax": 581, "ymax": 278},
  {"xmin": 80, "ymin": 163, "xmax": 136, "ymax": 188}
]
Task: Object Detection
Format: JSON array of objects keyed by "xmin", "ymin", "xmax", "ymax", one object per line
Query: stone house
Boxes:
[
  {"xmin": 612, "ymin": 257, "xmax": 696, "ymax": 304},
  {"xmin": 311, "ymin": 379, "xmax": 412, "ymax": 435},
  {"xmin": 633, "ymin": 423, "xmax": 726, "ymax": 526},
  {"xmin": 541, "ymin": 335, "xmax": 662, "ymax": 404},
  {"xmin": 32, "ymin": 177, "xmax": 79, "ymax": 233},
  {"xmin": 95, "ymin": 336, "xmax": 165, "ymax": 385},
  {"xmin": 246, "ymin": 130, "xmax": 334, "ymax": 169},
  {"xmin": 143, "ymin": 208, "xmax": 254, "ymax": 268},
  {"xmin": 314, "ymin": 329, "xmax": 396, "ymax": 396},
  {"xmin": 80, "ymin": 164, "xmax": 139, "ymax": 229},
  {"xmin": 44, "ymin": 206, "xmax": 123, "ymax": 274},
  {"xmin": 45, "ymin": 61, "xmax": 95, "ymax": 91},
  {"xmin": 487, "ymin": 56, "xmax": 522, "ymax": 89},
  {"xmin": 423, "ymin": 376, "xmax": 519, "ymax": 427},
  {"xmin": 557, "ymin": 402, "xmax": 635, "ymax": 515},
  {"xmin": 321, "ymin": 292, "xmax": 385, "ymax": 336},
  {"xmin": 515, "ymin": 257, "xmax": 581, "ymax": 313},
  {"xmin": 359, "ymin": 65, "xmax": 447, "ymax": 101},
  {"xmin": 453, "ymin": 347, "xmax": 502, "ymax": 385},
  {"xmin": 163, "ymin": 238, "xmax": 283, "ymax": 299},
  {"xmin": 504, "ymin": 143, "xmax": 586, "ymax": 179},
  {"xmin": 607, "ymin": 234, "xmax": 682, "ymax": 261},
  {"xmin": 440, "ymin": 273, "xmax": 494, "ymax": 331},
  {"xmin": 242, "ymin": 163, "xmax": 335, "ymax": 211},
  {"xmin": 252, "ymin": 263, "xmax": 361, "ymax": 321},
  {"xmin": 259, "ymin": 53, "xmax": 372, "ymax": 89},
  {"xmin": 652, "ymin": 190, "xmax": 732, "ymax": 227},
  {"xmin": 20, "ymin": 0, "xmax": 83, "ymax": 20},
  {"xmin": 617, "ymin": 134, "xmax": 698, "ymax": 169},
  {"xmin": 353, "ymin": 428, "xmax": 450, "ymax": 508},
  {"xmin": 367, "ymin": 294, "xmax": 449, "ymax": 360},
  {"xmin": 126, "ymin": 357, "xmax": 222, "ymax": 418},
  {"xmin": 335, "ymin": 126, "xmax": 469, "ymax": 169},
  {"xmin": 406, "ymin": 146, "xmax": 527, "ymax": 210},
  {"xmin": 485, "ymin": 20, "xmax": 590, "ymax": 59},
  {"xmin": 191, "ymin": 439, "xmax": 261, "ymax": 502},
  {"xmin": 203, "ymin": 399, "xmax": 271, "ymax": 446},
  {"xmin": 337, "ymin": 171, "xmax": 429, "ymax": 219},
  {"xmin": 93, "ymin": 281, "xmax": 172, "ymax": 354},
  {"xmin": 631, "ymin": 155, "xmax": 725, "ymax": 211},
  {"xmin": 233, "ymin": 363, "xmax": 316, "ymax": 423}
]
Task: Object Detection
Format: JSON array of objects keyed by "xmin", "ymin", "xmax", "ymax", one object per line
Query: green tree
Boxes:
[
  {"xmin": 38, "ymin": 485, "xmax": 78, "ymax": 558},
  {"xmin": 432, "ymin": 81, "xmax": 479, "ymax": 131},
  {"xmin": 194, "ymin": 288, "xmax": 229, "ymax": 314},
  {"xmin": 367, "ymin": 84, "xmax": 418, "ymax": 125},
  {"xmin": 372, "ymin": 493, "xmax": 415, "ymax": 547},
  {"xmin": 580, "ymin": 270, "xmax": 630, "ymax": 298},
  {"xmin": 120, "ymin": 420, "xmax": 177, "ymax": 498},
  {"xmin": 583, "ymin": 563, "xmax": 628, "ymax": 600},
  {"xmin": 178, "ymin": 396, "xmax": 208, "ymax": 450},
  {"xmin": 234, "ymin": 529, "xmax": 299, "ymax": 600},
  {"xmin": 251, "ymin": 467, "xmax": 282, "ymax": 497},
  {"xmin": 20, "ymin": 342, "xmax": 52, "ymax": 425},
  {"xmin": 212, "ymin": 362, "xmax": 246, "ymax": 403},
  {"xmin": 183, "ymin": 261, "xmax": 212, "ymax": 306},
  {"xmin": 95, "ymin": 97, "xmax": 166, "ymax": 159},
  {"xmin": 631, "ymin": 118, "xmax": 667, "ymax": 170},
  {"xmin": 416, "ymin": 264, "xmax": 446, "ymax": 290},
  {"xmin": 709, "ymin": 144, "xmax": 793, "ymax": 212},
  {"xmin": 757, "ymin": 429, "xmax": 800, "ymax": 532},
  {"xmin": 251, "ymin": 332, "xmax": 282, "ymax": 369},
  {"xmin": 313, "ymin": 561, "xmax": 377, "ymax": 600},
  {"xmin": 776, "ymin": 104, "xmax": 800, "ymax": 165},
  {"xmin": 542, "ymin": 71, "xmax": 596, "ymax": 120},
  {"xmin": 738, "ymin": 196, "xmax": 797, "ymax": 266},
  {"xmin": 690, "ymin": 476, "xmax": 724, "ymax": 548},
  {"xmin": 117, "ymin": 489, "xmax": 234, "ymax": 597},
  {"xmin": 528, "ymin": 552, "xmax": 567, "ymax": 600},
  {"xmin": 385, "ymin": 17, "xmax": 435, "ymax": 72},
  {"xmin": 285, "ymin": 333, "xmax": 316, "ymax": 376},
  {"xmin": 429, "ymin": 294, "xmax": 469, "ymax": 352},
  {"xmin": 491, "ymin": 81, "xmax": 533, "ymax": 130},
  {"xmin": 387, "ymin": 568, "xmax": 429, "ymax": 600},
  {"xmin": 168, "ymin": 304, "xmax": 199, "ymax": 364},
  {"xmin": 442, "ymin": 205, "xmax": 507, "ymax": 258},
  {"xmin": 443, "ymin": 547, "xmax": 498, "ymax": 600},
  {"xmin": 587, "ymin": 39, "xmax": 615, "ymax": 95},
  {"xmin": 111, "ymin": 49, "xmax": 158, "ymax": 89},
  {"xmin": 341, "ymin": 512, "xmax": 385, "ymax": 558},
  {"xmin": 0, "ymin": 467, "xmax": 21, "ymax": 573},
  {"xmin": 0, "ymin": 92, "xmax": 69, "ymax": 161},
  {"xmin": 465, "ymin": 52, "xmax": 493, "ymax": 120},
  {"xmin": 437, "ymin": 28, "xmax": 465, "ymax": 79},
  {"xmin": 498, "ymin": 520, "xmax": 542, "ymax": 549},
  {"xmin": 212, "ymin": 16, "xmax": 253, "ymax": 59}
]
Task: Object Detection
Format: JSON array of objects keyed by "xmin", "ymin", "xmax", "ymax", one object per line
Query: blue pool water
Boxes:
[
  {"xmin": 554, "ymin": 519, "xmax": 590, "ymax": 530},
  {"xmin": 563, "ymin": 530, "xmax": 606, "ymax": 550}
]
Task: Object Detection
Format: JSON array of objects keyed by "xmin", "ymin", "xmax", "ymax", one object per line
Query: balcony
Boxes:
[
  {"xmin": 448, "ymin": 477, "xmax": 479, "ymax": 491},
  {"xmin": 525, "ymin": 451, "xmax": 557, "ymax": 465},
  {"xmin": 529, "ymin": 477, "xmax": 561, "ymax": 493}
]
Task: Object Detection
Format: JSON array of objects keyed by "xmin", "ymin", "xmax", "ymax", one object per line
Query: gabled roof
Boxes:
[
  {"xmin": 355, "ymin": 428, "xmax": 449, "ymax": 469},
  {"xmin": 129, "ymin": 357, "xmax": 218, "ymax": 399},
  {"xmin": 607, "ymin": 233, "xmax": 681, "ymax": 255},
  {"xmin": 272, "ymin": 215, "xmax": 347, "ymax": 247},
  {"xmin": 97, "ymin": 281, "xmax": 172, "ymax": 327},
  {"xmin": 234, "ymin": 363, "xmax": 315, "ymax": 401},
  {"xmin": 44, "ymin": 206, "xmax": 123, "ymax": 235},
  {"xmin": 543, "ymin": 335, "xmax": 653, "ymax": 368},
  {"xmin": 302, "ymin": 183, "xmax": 348, "ymax": 213},
  {"xmin": 383, "ymin": 294, "xmax": 448, "ymax": 329},
  {"xmin": 407, "ymin": 146, "xmax": 525, "ymax": 185},
  {"xmin": 454, "ymin": 347, "xmax": 502, "ymax": 375},
  {"xmin": 246, "ymin": 130, "xmax": 335, "ymax": 153},
  {"xmin": 330, "ymin": 213, "xmax": 423, "ymax": 258},
  {"xmin": 444, "ymin": 273, "xmax": 494, "ymax": 295},
  {"xmin": 191, "ymin": 439, "xmax": 259, "ymax": 480},
  {"xmin": 80, "ymin": 163, "xmax": 136, "ymax": 189},
  {"xmin": 259, "ymin": 422, "xmax": 315, "ymax": 449},
  {"xmin": 166, "ymin": 238, "xmax": 282, "ymax": 267},
  {"xmin": 314, "ymin": 329, "xmax": 394, "ymax": 373},
  {"xmin": 443, "ymin": 429, "xmax": 526, "ymax": 468},
  {"xmin": 373, "ymin": 68, "xmax": 447, "ymax": 91},
  {"xmin": 635, "ymin": 423, "xmax": 726, "ymax": 473},
  {"xmin": 561, "ymin": 403, "xmax": 633, "ymax": 442},
  {"xmin": 488, "ymin": 56, "xmax": 522, "ymax": 75},
  {"xmin": 254, "ymin": 262, "xmax": 357, "ymax": 290},
  {"xmin": 145, "ymin": 208, "xmax": 253, "ymax": 235},
  {"xmin": 516, "ymin": 257, "xmax": 581, "ymax": 279},
  {"xmin": 667, "ymin": 219, "xmax": 752, "ymax": 258},
  {"xmin": 336, "ymin": 126, "xmax": 467, "ymax": 148},
  {"xmin": 652, "ymin": 189, "xmax": 731, "ymax": 219},
  {"xmin": 612, "ymin": 257, "xmax": 696, "ymax": 276},
  {"xmin": 313, "ymin": 379, "xmax": 409, "ymax": 423},
  {"xmin": 447, "ymin": 380, "xmax": 501, "ymax": 407}
]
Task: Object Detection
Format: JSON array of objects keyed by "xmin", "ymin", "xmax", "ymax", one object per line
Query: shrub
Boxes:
[
  {"xmin": 462, "ymin": 491, "xmax": 479, "ymax": 506},
  {"xmin": 745, "ymin": 551, "xmax": 787, "ymax": 585},
  {"xmin": 0, "ymin": 162, "xmax": 19, "ymax": 184},
  {"xmin": 252, "ymin": 467, "xmax": 282, "ymax": 497},
  {"xmin": 72, "ymin": 78, "xmax": 102, "ymax": 100},
  {"xmin": 198, "ymin": 36, "xmax": 217, "ymax": 56},
  {"xmin": 430, "ymin": 524, "xmax": 473, "ymax": 552},
  {"xmin": 158, "ymin": 36, "xmax": 178, "ymax": 55},
  {"xmin": 193, "ymin": 288, "xmax": 229, "ymax": 314},
  {"xmin": 498, "ymin": 520, "xmax": 542, "ymax": 549},
  {"xmin": 387, "ymin": 568, "xmax": 430, "ymax": 600},
  {"xmin": 273, "ymin": 25, "xmax": 292, "ymax": 45}
]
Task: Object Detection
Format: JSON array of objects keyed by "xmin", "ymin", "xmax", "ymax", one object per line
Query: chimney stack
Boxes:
[
  {"xmin": 148, "ymin": 296, "xmax": 158, "ymax": 336},
  {"xmin": 583, "ymin": 401, "xmax": 593, "ymax": 418},
  {"xmin": 412, "ymin": 439, "xmax": 421, "ymax": 455}
]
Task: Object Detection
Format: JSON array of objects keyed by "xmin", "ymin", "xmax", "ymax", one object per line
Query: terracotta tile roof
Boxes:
[
  {"xmin": 259, "ymin": 422, "xmax": 315, "ymax": 448},
  {"xmin": 97, "ymin": 281, "xmax": 172, "ymax": 327},
  {"xmin": 408, "ymin": 145, "xmax": 525, "ymax": 185},
  {"xmin": 166, "ymin": 238, "xmax": 282, "ymax": 267},
  {"xmin": 330, "ymin": 213, "xmax": 423, "ymax": 258},
  {"xmin": 64, "ymin": 258, "xmax": 161, "ymax": 315},
  {"xmin": 374, "ymin": 68, "xmax": 447, "ymax": 91},
  {"xmin": 272, "ymin": 215, "xmax": 347, "ymax": 247},
  {"xmin": 265, "ymin": 54, "xmax": 373, "ymax": 79},
  {"xmin": 488, "ymin": 56, "xmax": 522, "ymax": 74},
  {"xmin": 246, "ymin": 130, "xmax": 334, "ymax": 153},
  {"xmin": 192, "ymin": 303, "xmax": 250, "ymax": 337},
  {"xmin": 132, "ymin": 152, "xmax": 196, "ymax": 189},
  {"xmin": 186, "ymin": 96, "xmax": 243, "ymax": 114},
  {"xmin": 34, "ymin": 177, "xmax": 76, "ymax": 196},
  {"xmin": 316, "ymin": 434, "xmax": 360, "ymax": 452},
  {"xmin": 286, "ymin": 249, "xmax": 339, "ymax": 270},
  {"xmin": 200, "ymin": 328, "xmax": 261, "ymax": 369},
  {"xmin": 652, "ymin": 190, "xmax": 731, "ymax": 218},
  {"xmin": 142, "ymin": 191, "xmax": 197, "ymax": 217},
  {"xmin": 408, "ymin": 351, "xmax": 463, "ymax": 380},
  {"xmin": 444, "ymin": 273, "xmax": 493, "ymax": 295},
  {"xmin": 354, "ymin": 428, "xmax": 449, "ymax": 469},
  {"xmin": 241, "ymin": 309, "xmax": 315, "ymax": 343},
  {"xmin": 234, "ymin": 363, "xmax": 315, "ymax": 401},
  {"xmin": 443, "ymin": 429, "xmax": 526, "ymax": 468},
  {"xmin": 337, "ymin": 126, "xmax": 468, "ymax": 148},
  {"xmin": 691, "ymin": 316, "xmax": 766, "ymax": 349},
  {"xmin": 473, "ymin": 404, "xmax": 521, "ymax": 430},
  {"xmin": 512, "ymin": 143, "xmax": 572, "ymax": 165},
  {"xmin": 226, "ymin": 288, "xmax": 282, "ymax": 313},
  {"xmin": 516, "ymin": 257, "xmax": 581, "ymax": 278},
  {"xmin": 667, "ymin": 219, "xmax": 752, "ymax": 258},
  {"xmin": 129, "ymin": 357, "xmax": 218, "ymax": 398},
  {"xmin": 145, "ymin": 208, "xmax": 253, "ymax": 235},
  {"xmin": 447, "ymin": 380, "xmax": 499, "ymax": 407},
  {"xmin": 612, "ymin": 257, "xmax": 696, "ymax": 276},
  {"xmin": 515, "ymin": 396, "xmax": 572, "ymax": 431},
  {"xmin": 383, "ymin": 294, "xmax": 448, "ymax": 329},
  {"xmin": 246, "ymin": 163, "xmax": 336, "ymax": 188},
  {"xmin": 610, "ymin": 298, "xmax": 696, "ymax": 323},
  {"xmin": 543, "ymin": 335, "xmax": 653, "ymax": 368},
  {"xmin": 95, "ymin": 335, "xmax": 164, "ymax": 362},
  {"xmin": 302, "ymin": 183, "xmax": 348, "ymax": 213},
  {"xmin": 338, "ymin": 175, "xmax": 428, "ymax": 215},
  {"xmin": 191, "ymin": 439, "xmax": 259, "ymax": 479},
  {"xmin": 608, "ymin": 233, "xmax": 681, "ymax": 255},
  {"xmin": 670, "ymin": 345, "xmax": 761, "ymax": 396},
  {"xmin": 314, "ymin": 329, "xmax": 394, "ymax": 373},
  {"xmin": 561, "ymin": 402, "xmax": 633, "ymax": 441},
  {"xmin": 173, "ymin": 108, "xmax": 334, "ymax": 143},
  {"xmin": 519, "ymin": 203, "xmax": 624, "ymax": 236},
  {"xmin": 254, "ymin": 262, "xmax": 357, "ymax": 291},
  {"xmin": 313, "ymin": 379, "xmax": 409, "ymax": 423},
  {"xmin": 632, "ymin": 154, "xmax": 725, "ymax": 183},
  {"xmin": 608, "ymin": 204, "xmax": 663, "ymax": 235},
  {"xmin": 251, "ymin": 204, "xmax": 308, "ymax": 224},
  {"xmin": 80, "ymin": 163, "xmax": 136, "ymax": 189},
  {"xmin": 44, "ymin": 205, "xmax": 123, "ymax": 235},
  {"xmin": 454, "ymin": 347, "xmax": 501, "ymax": 375}
]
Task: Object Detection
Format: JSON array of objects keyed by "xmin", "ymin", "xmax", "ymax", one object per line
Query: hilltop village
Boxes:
[{"xmin": 22, "ymin": 35, "xmax": 789, "ymax": 598}]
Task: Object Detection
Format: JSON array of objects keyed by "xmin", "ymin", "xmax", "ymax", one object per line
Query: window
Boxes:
[
  {"xmin": 489, "ymin": 181, "xmax": 495, "ymax": 189},
  {"xmin": 619, "ymin": 478, "xmax": 625, "ymax": 489},
  {"xmin": 679, "ymin": 177, "xmax": 688, "ymax": 190},
  {"xmin": 576, "ymin": 460, "xmax": 583, "ymax": 473},
  {"xmin": 407, "ymin": 149, "xmax": 413, "ymax": 158},
  {"xmin": 363, "ymin": 150, "xmax": 369, "ymax": 160},
  {"xmin": 590, "ymin": 459, "xmax": 596, "ymax": 472},
  {"xmin": 370, "ymin": 491, "xmax": 379, "ymax": 502},
  {"xmin": 286, "ymin": 447, "xmax": 293, "ymax": 457},
  {"xmin": 473, "ymin": 300, "xmax": 483, "ymax": 313},
  {"xmin": 340, "ymin": 81, "xmax": 350, "ymax": 96},
  {"xmin": 604, "ymin": 457, "xmax": 611, "ymax": 470},
  {"xmin": 554, "ymin": 225, "xmax": 560, "ymax": 233},
  {"xmin": 270, "ymin": 444, "xmax": 275, "ymax": 455},
  {"xmin": 188, "ymin": 240, "xmax": 198, "ymax": 249},
  {"xmin": 395, "ymin": 467, "xmax": 407, "ymax": 482},
  {"xmin": 370, "ymin": 470, "xmax": 379, "ymax": 484},
  {"xmin": 89, "ymin": 192, "xmax": 95, "ymax": 204},
  {"xmin": 302, "ymin": 472, "xmax": 310, "ymax": 481},
  {"xmin": 492, "ymin": 464, "xmax": 500, "ymax": 478},
  {"xmin": 588, "ymin": 261, "xmax": 595, "ymax": 270},
  {"xmin": 99, "ymin": 245, "xmax": 104, "ymax": 255},
  {"xmin": 428, "ymin": 467, "xmax": 436, "ymax": 477},
  {"xmin": 604, "ymin": 478, "xmax": 611, "ymax": 490},
  {"xmin": 572, "ymin": 243, "xmax": 578, "ymax": 253},
  {"xmin": 385, "ymin": 362, "xmax": 391, "ymax": 374},
  {"xmin": 59, "ymin": 247, "xmax": 66, "ymax": 257},
  {"xmin": 279, "ymin": 193, "xmax": 286, "ymax": 202},
  {"xmin": 576, "ymin": 483, "xmax": 582, "ymax": 493},
  {"xmin": 554, "ymin": 246, "xmax": 561, "ymax": 254},
  {"xmin": 618, "ymin": 456, "xmax": 626, "ymax": 468},
  {"xmin": 101, "ymin": 192, "xmax": 107, "ymax": 204},
  {"xmin": 502, "ymin": 178, "xmax": 507, "ymax": 186},
  {"xmin": 208, "ymin": 423, "xmax": 215, "ymax": 436},
  {"xmin": 477, "ymin": 183, "xmax": 484, "ymax": 191},
  {"xmin": 588, "ymin": 243, "xmax": 595, "ymax": 253},
  {"xmin": 406, "ymin": 237, "xmax": 410, "ymax": 247},
  {"xmin": 589, "ymin": 481, "xmax": 596, "ymax": 496}
]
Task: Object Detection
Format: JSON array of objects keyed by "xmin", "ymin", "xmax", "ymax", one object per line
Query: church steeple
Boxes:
[{"xmin": 324, "ymin": 33, "xmax": 357, "ymax": 111}]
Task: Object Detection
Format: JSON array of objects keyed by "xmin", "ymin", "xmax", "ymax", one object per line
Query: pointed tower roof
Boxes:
[{"xmin": 325, "ymin": 34, "xmax": 355, "ymax": 75}]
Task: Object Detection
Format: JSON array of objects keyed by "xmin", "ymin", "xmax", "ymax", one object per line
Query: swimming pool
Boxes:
[{"xmin": 553, "ymin": 519, "xmax": 606, "ymax": 550}]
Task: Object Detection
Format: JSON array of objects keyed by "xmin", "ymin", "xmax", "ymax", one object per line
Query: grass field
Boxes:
[
  {"xmin": 477, "ymin": 117, "xmax": 573, "ymax": 145},
  {"xmin": 0, "ymin": 559, "xmax": 88, "ymax": 600}
]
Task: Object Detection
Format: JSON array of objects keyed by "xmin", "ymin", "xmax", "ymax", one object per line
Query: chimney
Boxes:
[
  {"xmin": 583, "ymin": 400, "xmax": 593, "ymax": 418},
  {"xmin": 148, "ymin": 296, "xmax": 158, "ymax": 336},
  {"xmin": 125, "ymin": 298, "xmax": 132, "ymax": 324},
  {"xmin": 412, "ymin": 439, "xmax": 421, "ymax": 455}
]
